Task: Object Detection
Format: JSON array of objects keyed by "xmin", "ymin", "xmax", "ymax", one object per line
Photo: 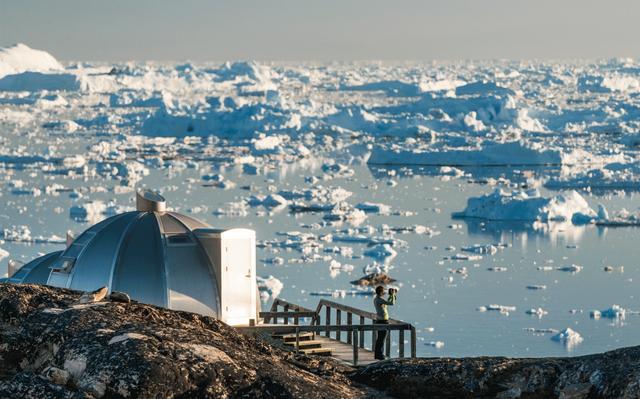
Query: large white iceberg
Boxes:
[
  {"xmin": 453, "ymin": 188, "xmax": 596, "ymax": 224},
  {"xmin": 368, "ymin": 141, "xmax": 625, "ymax": 166},
  {"xmin": 0, "ymin": 43, "xmax": 63, "ymax": 78}
]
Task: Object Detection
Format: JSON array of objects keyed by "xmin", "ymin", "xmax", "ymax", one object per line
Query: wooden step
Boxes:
[
  {"xmin": 278, "ymin": 333, "xmax": 314, "ymax": 342},
  {"xmin": 283, "ymin": 339, "xmax": 324, "ymax": 349},
  {"xmin": 300, "ymin": 347, "xmax": 333, "ymax": 356}
]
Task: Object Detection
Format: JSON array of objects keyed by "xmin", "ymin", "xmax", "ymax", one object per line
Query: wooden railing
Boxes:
[
  {"xmin": 253, "ymin": 298, "xmax": 417, "ymax": 366},
  {"xmin": 260, "ymin": 298, "xmax": 316, "ymax": 325},
  {"xmin": 313, "ymin": 299, "xmax": 416, "ymax": 362}
]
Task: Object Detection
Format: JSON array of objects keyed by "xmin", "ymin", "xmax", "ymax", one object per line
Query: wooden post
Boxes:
[
  {"xmin": 284, "ymin": 304, "xmax": 289, "ymax": 325},
  {"xmin": 336, "ymin": 309, "xmax": 342, "ymax": 341},
  {"xmin": 385, "ymin": 327, "xmax": 391, "ymax": 358},
  {"xmin": 410, "ymin": 326, "xmax": 417, "ymax": 358},
  {"xmin": 359, "ymin": 316, "xmax": 365, "ymax": 349},
  {"xmin": 295, "ymin": 327, "xmax": 300, "ymax": 355},
  {"xmin": 325, "ymin": 306, "xmax": 331, "ymax": 337},
  {"xmin": 352, "ymin": 329, "xmax": 359, "ymax": 366},
  {"xmin": 399, "ymin": 329, "xmax": 405, "ymax": 358},
  {"xmin": 346, "ymin": 313, "xmax": 353, "ymax": 344},
  {"xmin": 372, "ymin": 323, "xmax": 377, "ymax": 352}
]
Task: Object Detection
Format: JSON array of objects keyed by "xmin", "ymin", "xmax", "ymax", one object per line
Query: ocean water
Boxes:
[{"xmin": 3, "ymin": 161, "xmax": 639, "ymax": 358}]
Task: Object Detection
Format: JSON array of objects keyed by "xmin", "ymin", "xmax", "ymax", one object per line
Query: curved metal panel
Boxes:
[
  {"xmin": 9, "ymin": 251, "xmax": 62, "ymax": 284},
  {"xmin": 161, "ymin": 213, "xmax": 219, "ymax": 317},
  {"xmin": 111, "ymin": 212, "xmax": 167, "ymax": 307},
  {"xmin": 68, "ymin": 212, "xmax": 140, "ymax": 292},
  {"xmin": 168, "ymin": 212, "xmax": 210, "ymax": 231}
]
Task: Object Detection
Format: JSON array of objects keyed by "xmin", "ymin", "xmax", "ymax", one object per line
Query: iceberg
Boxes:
[
  {"xmin": 368, "ymin": 141, "xmax": 624, "ymax": 167},
  {"xmin": 0, "ymin": 43, "xmax": 63, "ymax": 78},
  {"xmin": 453, "ymin": 188, "xmax": 596, "ymax": 224}
]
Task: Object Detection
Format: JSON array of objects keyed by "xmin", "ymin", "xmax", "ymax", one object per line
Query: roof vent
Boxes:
[{"xmin": 136, "ymin": 189, "xmax": 166, "ymax": 213}]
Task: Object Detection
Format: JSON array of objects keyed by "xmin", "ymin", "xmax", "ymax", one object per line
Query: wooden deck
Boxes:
[
  {"xmin": 244, "ymin": 297, "xmax": 416, "ymax": 367},
  {"xmin": 313, "ymin": 336, "xmax": 377, "ymax": 366}
]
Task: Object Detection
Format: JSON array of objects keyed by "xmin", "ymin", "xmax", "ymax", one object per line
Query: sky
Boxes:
[{"xmin": 1, "ymin": 0, "xmax": 640, "ymax": 61}]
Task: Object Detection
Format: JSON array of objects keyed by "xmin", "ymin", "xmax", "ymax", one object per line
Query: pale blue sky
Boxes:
[{"xmin": 1, "ymin": 0, "xmax": 639, "ymax": 61}]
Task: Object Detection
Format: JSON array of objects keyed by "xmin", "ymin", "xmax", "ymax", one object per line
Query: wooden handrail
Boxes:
[
  {"xmin": 259, "ymin": 297, "xmax": 418, "ymax": 364},
  {"xmin": 238, "ymin": 323, "xmax": 412, "ymax": 333},
  {"xmin": 259, "ymin": 311, "xmax": 316, "ymax": 319},
  {"xmin": 270, "ymin": 298, "xmax": 314, "ymax": 313},
  {"xmin": 314, "ymin": 299, "xmax": 406, "ymax": 325}
]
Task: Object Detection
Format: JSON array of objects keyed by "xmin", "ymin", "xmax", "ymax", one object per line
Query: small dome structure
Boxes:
[{"xmin": 6, "ymin": 190, "xmax": 258, "ymax": 326}]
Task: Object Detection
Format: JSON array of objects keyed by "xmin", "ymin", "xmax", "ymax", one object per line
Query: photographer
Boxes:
[{"xmin": 373, "ymin": 286, "xmax": 397, "ymax": 360}]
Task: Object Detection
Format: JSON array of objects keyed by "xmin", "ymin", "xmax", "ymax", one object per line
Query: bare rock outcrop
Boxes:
[
  {"xmin": 0, "ymin": 283, "xmax": 364, "ymax": 398},
  {"xmin": 352, "ymin": 352, "xmax": 640, "ymax": 398}
]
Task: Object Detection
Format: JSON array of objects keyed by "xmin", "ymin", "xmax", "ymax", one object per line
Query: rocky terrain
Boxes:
[
  {"xmin": 353, "ymin": 351, "xmax": 640, "ymax": 398},
  {"xmin": 2, "ymin": 283, "xmax": 640, "ymax": 398},
  {"xmin": 0, "ymin": 283, "xmax": 366, "ymax": 398}
]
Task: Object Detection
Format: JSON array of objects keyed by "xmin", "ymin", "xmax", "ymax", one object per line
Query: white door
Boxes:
[{"xmin": 222, "ymin": 237, "xmax": 255, "ymax": 325}]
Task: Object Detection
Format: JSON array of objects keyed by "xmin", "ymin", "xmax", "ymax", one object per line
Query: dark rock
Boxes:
[
  {"xmin": 350, "ymin": 273, "xmax": 396, "ymax": 287},
  {"xmin": 0, "ymin": 283, "xmax": 364, "ymax": 398},
  {"xmin": 109, "ymin": 291, "xmax": 131, "ymax": 303},
  {"xmin": 352, "ymin": 350, "xmax": 640, "ymax": 398}
]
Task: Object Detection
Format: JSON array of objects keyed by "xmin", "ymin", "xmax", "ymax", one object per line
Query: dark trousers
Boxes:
[{"xmin": 374, "ymin": 320, "xmax": 389, "ymax": 359}]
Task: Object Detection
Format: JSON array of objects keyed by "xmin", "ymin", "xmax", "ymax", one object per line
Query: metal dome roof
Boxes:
[{"xmin": 7, "ymin": 190, "xmax": 243, "ymax": 318}]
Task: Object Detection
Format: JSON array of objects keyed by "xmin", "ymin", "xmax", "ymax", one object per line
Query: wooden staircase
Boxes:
[{"xmin": 272, "ymin": 332, "xmax": 333, "ymax": 356}]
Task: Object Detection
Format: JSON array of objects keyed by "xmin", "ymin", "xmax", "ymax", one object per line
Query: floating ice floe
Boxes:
[
  {"xmin": 461, "ymin": 244, "xmax": 503, "ymax": 255},
  {"xmin": 453, "ymin": 188, "xmax": 596, "ymax": 224},
  {"xmin": 590, "ymin": 305, "xmax": 627, "ymax": 320},
  {"xmin": 257, "ymin": 275, "xmax": 283, "ymax": 301},
  {"xmin": 363, "ymin": 243, "xmax": 397, "ymax": 261},
  {"xmin": 1, "ymin": 225, "xmax": 65, "ymax": 244},
  {"xmin": 526, "ymin": 308, "xmax": 548, "ymax": 317},
  {"xmin": 477, "ymin": 304, "xmax": 516, "ymax": 315},
  {"xmin": 355, "ymin": 202, "xmax": 391, "ymax": 214},
  {"xmin": 368, "ymin": 141, "xmax": 625, "ymax": 167},
  {"xmin": 328, "ymin": 259, "xmax": 354, "ymax": 272},
  {"xmin": 247, "ymin": 194, "xmax": 289, "ymax": 208},
  {"xmin": 595, "ymin": 204, "xmax": 640, "ymax": 226},
  {"xmin": 69, "ymin": 201, "xmax": 128, "ymax": 224},
  {"xmin": 444, "ymin": 253, "xmax": 482, "ymax": 261},
  {"xmin": 551, "ymin": 328, "xmax": 583, "ymax": 348},
  {"xmin": 557, "ymin": 264, "xmax": 583, "ymax": 273},
  {"xmin": 524, "ymin": 327, "xmax": 558, "ymax": 334}
]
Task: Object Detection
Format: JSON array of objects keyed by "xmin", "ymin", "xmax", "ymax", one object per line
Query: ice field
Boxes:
[{"xmin": 3, "ymin": 44, "xmax": 640, "ymax": 357}]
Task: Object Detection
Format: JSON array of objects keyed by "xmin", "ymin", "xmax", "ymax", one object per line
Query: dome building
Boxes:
[{"xmin": 5, "ymin": 190, "xmax": 258, "ymax": 326}]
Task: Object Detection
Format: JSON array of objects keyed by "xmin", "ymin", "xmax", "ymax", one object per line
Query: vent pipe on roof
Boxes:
[{"xmin": 136, "ymin": 189, "xmax": 166, "ymax": 213}]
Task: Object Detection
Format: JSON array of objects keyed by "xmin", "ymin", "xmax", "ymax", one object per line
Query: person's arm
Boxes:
[{"xmin": 385, "ymin": 289, "xmax": 397, "ymax": 305}]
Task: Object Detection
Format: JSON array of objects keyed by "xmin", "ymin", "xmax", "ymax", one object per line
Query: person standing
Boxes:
[{"xmin": 373, "ymin": 285, "xmax": 397, "ymax": 360}]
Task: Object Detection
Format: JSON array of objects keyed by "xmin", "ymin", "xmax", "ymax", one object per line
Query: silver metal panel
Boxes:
[
  {"xmin": 169, "ymin": 212, "xmax": 210, "ymax": 231},
  {"xmin": 193, "ymin": 232, "xmax": 222, "ymax": 295},
  {"xmin": 68, "ymin": 212, "xmax": 140, "ymax": 292},
  {"xmin": 158, "ymin": 213, "xmax": 189, "ymax": 235},
  {"xmin": 162, "ymin": 213, "xmax": 220, "ymax": 317},
  {"xmin": 9, "ymin": 251, "xmax": 61, "ymax": 284},
  {"xmin": 111, "ymin": 212, "xmax": 167, "ymax": 307}
]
